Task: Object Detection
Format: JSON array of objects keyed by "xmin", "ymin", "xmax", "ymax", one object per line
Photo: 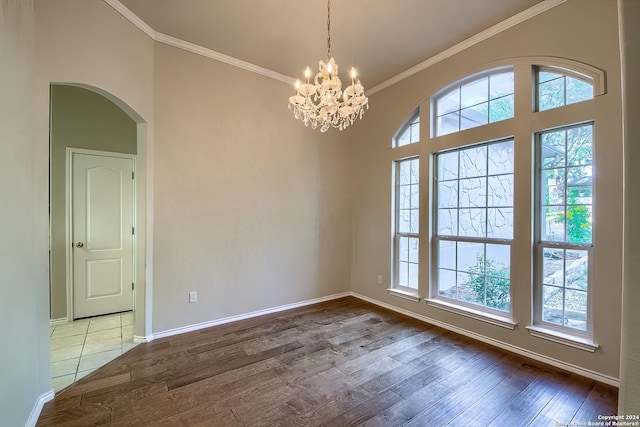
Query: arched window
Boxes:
[
  {"xmin": 433, "ymin": 68, "xmax": 514, "ymax": 137},
  {"xmin": 394, "ymin": 110, "xmax": 420, "ymax": 147},
  {"xmin": 536, "ymin": 67, "xmax": 594, "ymax": 111}
]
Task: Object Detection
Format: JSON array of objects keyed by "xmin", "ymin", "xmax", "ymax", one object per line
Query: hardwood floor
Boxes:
[{"xmin": 37, "ymin": 297, "xmax": 618, "ymax": 426}]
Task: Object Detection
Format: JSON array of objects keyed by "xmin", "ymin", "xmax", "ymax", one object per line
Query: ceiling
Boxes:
[{"xmin": 117, "ymin": 0, "xmax": 548, "ymax": 90}]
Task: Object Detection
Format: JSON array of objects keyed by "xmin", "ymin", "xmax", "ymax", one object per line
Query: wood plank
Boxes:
[
  {"xmin": 79, "ymin": 378, "xmax": 169, "ymax": 412},
  {"xmin": 534, "ymin": 372, "xmax": 595, "ymax": 425},
  {"xmin": 362, "ymin": 381, "xmax": 453, "ymax": 426},
  {"xmin": 336, "ymin": 329, "xmax": 437, "ymax": 377},
  {"xmin": 294, "ymin": 366, "xmax": 358, "ymax": 400},
  {"xmin": 54, "ymin": 372, "xmax": 132, "ymax": 399},
  {"xmin": 108, "ymin": 390, "xmax": 198, "ymax": 424},
  {"xmin": 38, "ymin": 297, "xmax": 618, "ymax": 426},
  {"xmin": 128, "ymin": 351, "xmax": 211, "ymax": 382},
  {"xmin": 36, "ymin": 403, "xmax": 110, "ymax": 427},
  {"xmin": 154, "ymin": 404, "xmax": 238, "ymax": 427},
  {"xmin": 166, "ymin": 341, "xmax": 303, "ymax": 390},
  {"xmin": 320, "ymin": 389, "xmax": 403, "ymax": 426},
  {"xmin": 403, "ymin": 352, "xmax": 512, "ymax": 427},
  {"xmin": 284, "ymin": 387, "xmax": 375, "ymax": 427},
  {"xmin": 172, "ymin": 367, "xmax": 284, "ymax": 416},
  {"xmin": 486, "ymin": 375, "xmax": 562, "ymax": 426},
  {"xmin": 571, "ymin": 382, "xmax": 619, "ymax": 423},
  {"xmin": 390, "ymin": 343, "xmax": 482, "ymax": 398},
  {"xmin": 447, "ymin": 357, "xmax": 537, "ymax": 427}
]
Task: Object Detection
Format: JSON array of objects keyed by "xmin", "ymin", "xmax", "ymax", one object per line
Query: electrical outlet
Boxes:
[
  {"xmin": 189, "ymin": 291, "xmax": 197, "ymax": 303},
  {"xmin": 377, "ymin": 275, "xmax": 383, "ymax": 285}
]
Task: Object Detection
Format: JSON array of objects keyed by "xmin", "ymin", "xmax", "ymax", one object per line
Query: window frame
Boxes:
[
  {"xmin": 392, "ymin": 156, "xmax": 420, "ymax": 294},
  {"xmin": 393, "ymin": 110, "xmax": 420, "ymax": 148},
  {"xmin": 431, "ymin": 66, "xmax": 515, "ymax": 138},
  {"xmin": 535, "ymin": 66, "xmax": 595, "ymax": 112},
  {"xmin": 431, "ymin": 138, "xmax": 515, "ymax": 319},
  {"xmin": 533, "ymin": 122, "xmax": 595, "ymax": 338}
]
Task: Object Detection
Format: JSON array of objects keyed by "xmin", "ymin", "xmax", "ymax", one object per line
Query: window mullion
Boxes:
[
  {"xmin": 437, "ymin": 235, "xmax": 512, "ymax": 245},
  {"xmin": 485, "ymin": 148, "xmax": 489, "ymax": 239},
  {"xmin": 562, "ymin": 248, "xmax": 567, "ymax": 326}
]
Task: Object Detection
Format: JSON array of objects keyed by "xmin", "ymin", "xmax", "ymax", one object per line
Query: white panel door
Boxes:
[{"xmin": 72, "ymin": 152, "xmax": 134, "ymax": 319}]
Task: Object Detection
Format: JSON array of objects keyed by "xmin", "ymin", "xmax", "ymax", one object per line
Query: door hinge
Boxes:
[
  {"xmin": 132, "ymin": 282, "xmax": 134, "ymax": 290},
  {"xmin": 132, "ymin": 171, "xmax": 135, "ymax": 179},
  {"xmin": 132, "ymin": 227, "xmax": 135, "ymax": 235}
]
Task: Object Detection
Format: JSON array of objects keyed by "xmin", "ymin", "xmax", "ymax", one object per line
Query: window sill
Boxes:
[
  {"xmin": 387, "ymin": 288, "xmax": 421, "ymax": 303},
  {"xmin": 426, "ymin": 298, "xmax": 516, "ymax": 330},
  {"xmin": 526, "ymin": 325, "xmax": 599, "ymax": 353}
]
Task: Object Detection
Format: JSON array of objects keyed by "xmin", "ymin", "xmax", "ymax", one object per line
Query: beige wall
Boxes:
[
  {"xmin": 49, "ymin": 85, "xmax": 137, "ymax": 320},
  {"xmin": 151, "ymin": 43, "xmax": 351, "ymax": 332},
  {"xmin": 618, "ymin": 0, "xmax": 640, "ymax": 415},
  {"xmin": 349, "ymin": 0, "xmax": 624, "ymax": 380},
  {"xmin": 0, "ymin": 0, "xmax": 51, "ymax": 425}
]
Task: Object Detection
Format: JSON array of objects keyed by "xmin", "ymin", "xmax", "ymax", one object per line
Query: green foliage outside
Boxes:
[
  {"xmin": 544, "ymin": 124, "xmax": 593, "ymax": 244},
  {"xmin": 466, "ymin": 254, "xmax": 510, "ymax": 311},
  {"xmin": 564, "ymin": 203, "xmax": 591, "ymax": 243}
]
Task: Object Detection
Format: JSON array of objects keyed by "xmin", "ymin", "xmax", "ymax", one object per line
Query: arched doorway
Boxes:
[{"xmin": 48, "ymin": 83, "xmax": 149, "ymax": 392}]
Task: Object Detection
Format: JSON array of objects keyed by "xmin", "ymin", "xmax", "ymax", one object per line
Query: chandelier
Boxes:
[{"xmin": 288, "ymin": 0, "xmax": 368, "ymax": 132}]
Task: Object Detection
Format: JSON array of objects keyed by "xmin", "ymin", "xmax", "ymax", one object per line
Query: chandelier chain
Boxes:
[{"xmin": 327, "ymin": 0, "xmax": 331, "ymax": 58}]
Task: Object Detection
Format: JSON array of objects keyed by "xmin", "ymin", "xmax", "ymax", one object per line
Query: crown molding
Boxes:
[
  {"xmin": 103, "ymin": 0, "xmax": 155, "ymax": 38},
  {"xmin": 103, "ymin": 0, "xmax": 296, "ymax": 85},
  {"xmin": 367, "ymin": 0, "xmax": 569, "ymax": 96},
  {"xmin": 154, "ymin": 32, "xmax": 296, "ymax": 85},
  {"xmin": 103, "ymin": 0, "xmax": 567, "ymax": 92}
]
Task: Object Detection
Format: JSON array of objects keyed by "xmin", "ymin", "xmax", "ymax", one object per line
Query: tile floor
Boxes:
[{"xmin": 49, "ymin": 311, "xmax": 138, "ymax": 392}]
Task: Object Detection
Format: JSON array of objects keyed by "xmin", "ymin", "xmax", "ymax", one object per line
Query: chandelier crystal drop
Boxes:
[{"xmin": 288, "ymin": 0, "xmax": 368, "ymax": 132}]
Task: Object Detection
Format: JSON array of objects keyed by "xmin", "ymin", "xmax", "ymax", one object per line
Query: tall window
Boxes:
[
  {"xmin": 535, "ymin": 124, "xmax": 593, "ymax": 332},
  {"xmin": 434, "ymin": 68, "xmax": 514, "ymax": 137},
  {"xmin": 394, "ymin": 157, "xmax": 419, "ymax": 291},
  {"xmin": 434, "ymin": 140, "xmax": 514, "ymax": 313}
]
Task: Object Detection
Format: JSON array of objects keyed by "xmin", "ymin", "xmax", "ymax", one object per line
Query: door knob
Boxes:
[{"xmin": 75, "ymin": 242, "xmax": 84, "ymax": 248}]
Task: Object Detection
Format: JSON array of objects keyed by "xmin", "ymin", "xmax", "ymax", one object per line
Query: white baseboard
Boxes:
[
  {"xmin": 133, "ymin": 335, "xmax": 152, "ymax": 344},
  {"xmin": 49, "ymin": 317, "xmax": 68, "ymax": 326},
  {"xmin": 26, "ymin": 389, "xmax": 54, "ymax": 427},
  {"xmin": 151, "ymin": 292, "xmax": 351, "ymax": 341},
  {"xmin": 350, "ymin": 292, "xmax": 620, "ymax": 387}
]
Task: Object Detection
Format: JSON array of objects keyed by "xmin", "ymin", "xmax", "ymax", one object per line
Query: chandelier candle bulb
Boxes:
[{"xmin": 288, "ymin": 0, "xmax": 368, "ymax": 132}]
